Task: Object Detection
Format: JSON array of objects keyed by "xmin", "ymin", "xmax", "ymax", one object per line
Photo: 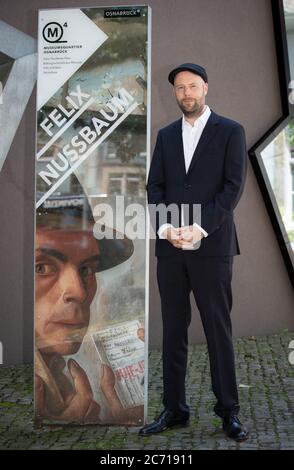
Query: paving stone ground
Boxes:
[{"xmin": 1, "ymin": 331, "xmax": 294, "ymax": 450}]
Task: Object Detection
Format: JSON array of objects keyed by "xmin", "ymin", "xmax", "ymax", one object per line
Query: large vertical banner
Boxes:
[{"xmin": 35, "ymin": 6, "xmax": 150, "ymax": 426}]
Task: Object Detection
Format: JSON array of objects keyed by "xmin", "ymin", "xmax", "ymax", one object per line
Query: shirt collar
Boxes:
[{"xmin": 182, "ymin": 105, "xmax": 211, "ymax": 130}]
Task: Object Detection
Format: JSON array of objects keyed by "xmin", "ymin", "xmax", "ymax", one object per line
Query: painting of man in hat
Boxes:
[{"xmin": 34, "ymin": 186, "xmax": 144, "ymax": 425}]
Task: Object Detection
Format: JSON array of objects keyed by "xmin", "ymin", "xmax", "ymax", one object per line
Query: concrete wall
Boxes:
[{"xmin": 0, "ymin": 0, "xmax": 293, "ymax": 365}]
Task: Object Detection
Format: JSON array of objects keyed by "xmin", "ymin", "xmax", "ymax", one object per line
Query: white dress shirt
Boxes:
[{"xmin": 158, "ymin": 105, "xmax": 211, "ymax": 241}]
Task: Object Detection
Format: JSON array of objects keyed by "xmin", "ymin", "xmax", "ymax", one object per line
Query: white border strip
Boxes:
[{"xmin": 143, "ymin": 5, "xmax": 152, "ymax": 425}]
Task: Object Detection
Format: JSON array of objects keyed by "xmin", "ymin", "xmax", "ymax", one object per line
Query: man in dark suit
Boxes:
[{"xmin": 139, "ymin": 63, "xmax": 248, "ymax": 441}]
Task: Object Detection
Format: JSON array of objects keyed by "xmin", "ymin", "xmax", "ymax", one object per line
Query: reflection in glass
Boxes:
[
  {"xmin": 261, "ymin": 120, "xmax": 294, "ymax": 251},
  {"xmin": 284, "ymin": 0, "xmax": 294, "ymax": 80}
]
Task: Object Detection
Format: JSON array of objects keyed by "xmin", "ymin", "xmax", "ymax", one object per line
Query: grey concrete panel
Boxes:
[
  {"xmin": 0, "ymin": 52, "xmax": 37, "ymax": 172},
  {"xmin": 0, "ymin": 20, "xmax": 36, "ymax": 59}
]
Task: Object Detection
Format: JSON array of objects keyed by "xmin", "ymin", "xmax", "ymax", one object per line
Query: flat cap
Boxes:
[
  {"xmin": 168, "ymin": 63, "xmax": 208, "ymax": 85},
  {"xmin": 36, "ymin": 175, "xmax": 134, "ymax": 272}
]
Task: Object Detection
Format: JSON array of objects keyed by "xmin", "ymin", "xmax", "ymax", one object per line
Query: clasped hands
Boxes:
[{"xmin": 163, "ymin": 225, "xmax": 204, "ymax": 250}]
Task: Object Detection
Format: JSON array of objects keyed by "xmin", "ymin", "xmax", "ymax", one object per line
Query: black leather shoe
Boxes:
[
  {"xmin": 222, "ymin": 416, "xmax": 249, "ymax": 442},
  {"xmin": 139, "ymin": 409, "xmax": 189, "ymax": 436}
]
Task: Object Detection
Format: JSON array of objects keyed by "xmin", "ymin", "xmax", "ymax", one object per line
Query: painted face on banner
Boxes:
[{"xmin": 35, "ymin": 226, "xmax": 100, "ymax": 356}]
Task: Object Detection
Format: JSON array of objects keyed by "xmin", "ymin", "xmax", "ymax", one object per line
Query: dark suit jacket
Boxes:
[{"xmin": 146, "ymin": 110, "xmax": 247, "ymax": 257}]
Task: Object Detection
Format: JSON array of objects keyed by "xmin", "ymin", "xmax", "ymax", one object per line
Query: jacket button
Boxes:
[{"xmin": 184, "ymin": 183, "xmax": 192, "ymax": 189}]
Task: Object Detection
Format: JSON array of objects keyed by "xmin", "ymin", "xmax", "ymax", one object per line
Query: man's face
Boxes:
[
  {"xmin": 174, "ymin": 71, "xmax": 208, "ymax": 118},
  {"xmin": 35, "ymin": 227, "xmax": 100, "ymax": 356}
]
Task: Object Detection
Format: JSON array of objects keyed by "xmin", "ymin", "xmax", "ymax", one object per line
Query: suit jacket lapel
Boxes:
[
  {"xmin": 172, "ymin": 118, "xmax": 187, "ymax": 177},
  {"xmin": 186, "ymin": 110, "xmax": 220, "ymax": 177}
]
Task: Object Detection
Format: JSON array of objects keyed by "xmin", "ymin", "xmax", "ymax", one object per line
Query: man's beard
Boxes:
[{"xmin": 178, "ymin": 99, "xmax": 205, "ymax": 118}]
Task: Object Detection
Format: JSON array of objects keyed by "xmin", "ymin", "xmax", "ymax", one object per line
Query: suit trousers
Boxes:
[{"xmin": 157, "ymin": 250, "xmax": 240, "ymax": 418}]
